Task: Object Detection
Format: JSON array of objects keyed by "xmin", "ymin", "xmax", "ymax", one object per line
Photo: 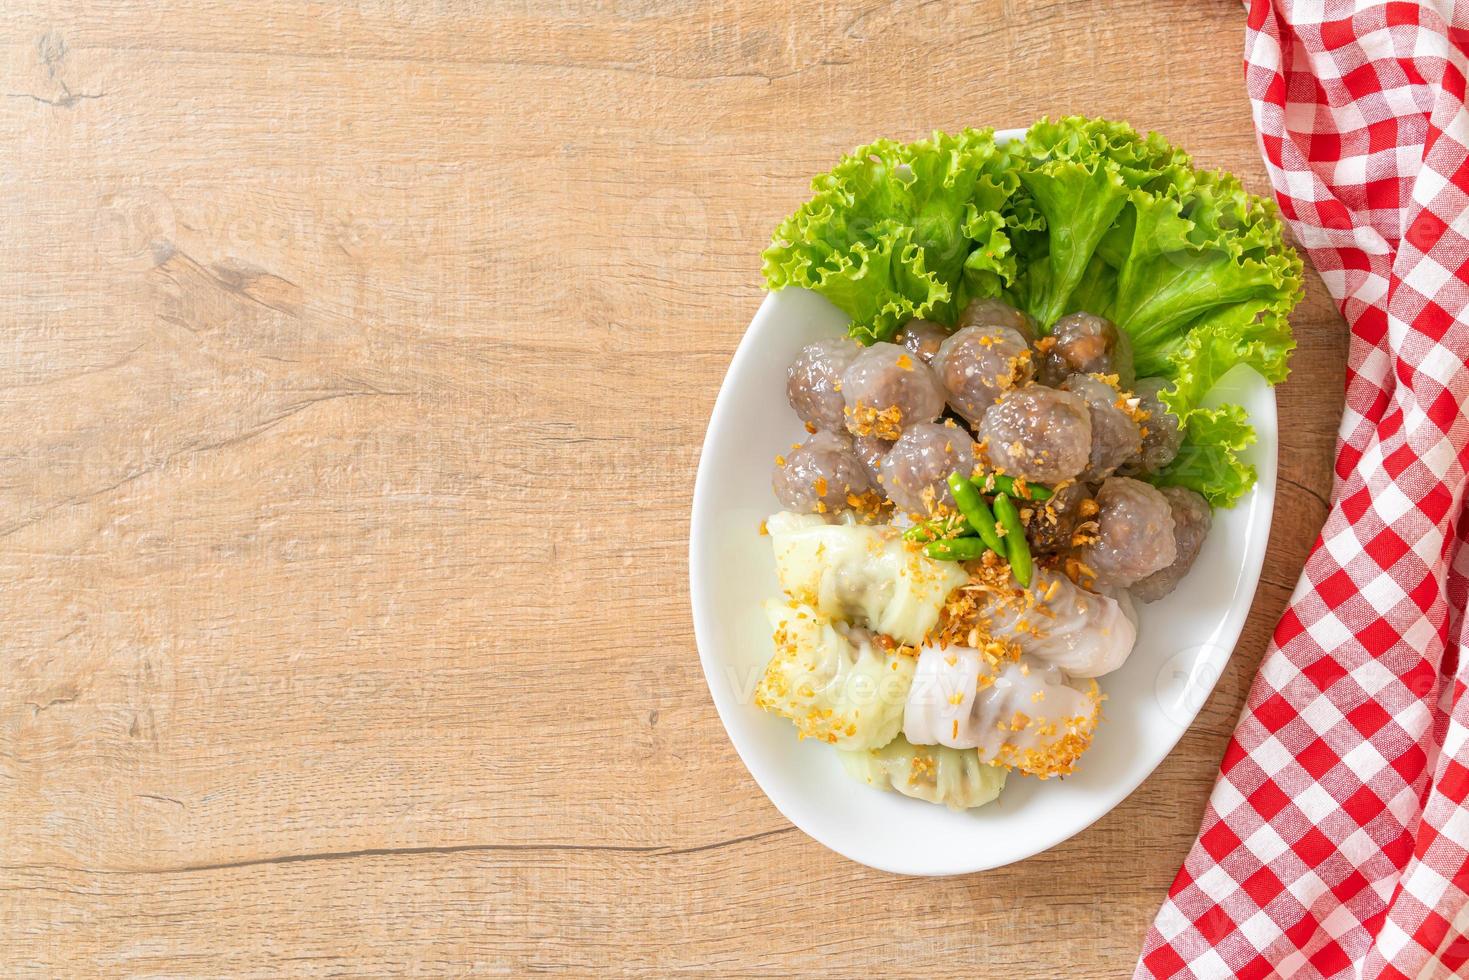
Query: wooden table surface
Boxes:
[{"xmin": 1, "ymin": 2, "xmax": 1347, "ymax": 976}]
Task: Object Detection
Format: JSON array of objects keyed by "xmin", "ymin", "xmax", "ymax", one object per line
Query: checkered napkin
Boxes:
[{"xmin": 1136, "ymin": 2, "xmax": 1469, "ymax": 978}]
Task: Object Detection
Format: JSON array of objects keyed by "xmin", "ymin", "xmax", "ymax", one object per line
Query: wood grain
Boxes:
[{"xmin": 0, "ymin": 1, "xmax": 1347, "ymax": 976}]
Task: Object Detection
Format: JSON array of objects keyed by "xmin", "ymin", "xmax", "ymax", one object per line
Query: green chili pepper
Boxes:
[
  {"xmin": 902, "ymin": 521, "xmax": 933, "ymax": 542},
  {"xmin": 978, "ymin": 473, "xmax": 1053, "ymax": 501},
  {"xmin": 903, "ymin": 516, "xmax": 974, "ymax": 543},
  {"xmin": 992, "ymin": 492, "xmax": 1033, "ymax": 587},
  {"xmin": 925, "ymin": 537, "xmax": 991, "ymax": 562},
  {"xmin": 945, "ymin": 472, "xmax": 1005, "ymax": 554}
]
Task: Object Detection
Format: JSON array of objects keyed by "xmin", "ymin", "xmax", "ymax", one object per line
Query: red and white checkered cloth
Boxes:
[{"xmin": 1137, "ymin": 2, "xmax": 1469, "ymax": 978}]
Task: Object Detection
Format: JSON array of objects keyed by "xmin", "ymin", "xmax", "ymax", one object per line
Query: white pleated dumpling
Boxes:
[
  {"xmin": 838, "ymin": 734, "xmax": 1006, "ymax": 810},
  {"xmin": 903, "ymin": 645, "xmax": 1101, "ymax": 779},
  {"xmin": 755, "ymin": 600, "xmax": 915, "ymax": 749},
  {"xmin": 986, "ymin": 569, "xmax": 1138, "ymax": 678},
  {"xmin": 766, "ymin": 511, "xmax": 967, "ymax": 646}
]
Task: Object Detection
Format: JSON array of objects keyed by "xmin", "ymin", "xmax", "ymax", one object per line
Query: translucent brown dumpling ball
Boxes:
[
  {"xmin": 841, "ymin": 342, "xmax": 946, "ymax": 440},
  {"xmin": 772, "ymin": 431, "xmax": 874, "ymax": 514},
  {"xmin": 1121, "ymin": 377, "xmax": 1183, "ymax": 476},
  {"xmin": 878, "ymin": 421, "xmax": 977, "ymax": 516},
  {"xmin": 1078, "ymin": 477, "xmax": 1177, "ymax": 587},
  {"xmin": 851, "ymin": 434, "xmax": 894, "ymax": 485},
  {"xmin": 787, "ymin": 337, "xmax": 860, "ymax": 432},
  {"xmin": 1036, "ymin": 312, "xmax": 1135, "ymax": 388},
  {"xmin": 956, "ymin": 297, "xmax": 1037, "ymax": 345},
  {"xmin": 977, "ymin": 385, "xmax": 1092, "ymax": 484},
  {"xmin": 894, "ymin": 319, "xmax": 950, "ymax": 364},
  {"xmin": 1025, "ymin": 480, "xmax": 1093, "ymax": 556},
  {"xmin": 1132, "ymin": 487, "xmax": 1212, "ymax": 602},
  {"xmin": 931, "ymin": 325, "xmax": 1035, "ymax": 425},
  {"xmin": 1061, "ymin": 373, "xmax": 1143, "ymax": 481}
]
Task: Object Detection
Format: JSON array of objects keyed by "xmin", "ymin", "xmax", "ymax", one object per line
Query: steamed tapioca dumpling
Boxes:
[
  {"xmin": 978, "ymin": 385, "xmax": 1092, "ymax": 484},
  {"xmin": 894, "ymin": 319, "xmax": 950, "ymax": 364},
  {"xmin": 786, "ymin": 336, "xmax": 861, "ymax": 432},
  {"xmin": 956, "ymin": 297, "xmax": 1037, "ymax": 345},
  {"xmin": 1036, "ymin": 312, "xmax": 1134, "ymax": 388},
  {"xmin": 1121, "ymin": 377, "xmax": 1183, "ymax": 476},
  {"xmin": 1061, "ymin": 373, "xmax": 1143, "ymax": 481},
  {"xmin": 879, "ymin": 421, "xmax": 977, "ymax": 515},
  {"xmin": 931, "ymin": 324, "xmax": 1035, "ymax": 426},
  {"xmin": 1025, "ymin": 480, "xmax": 1092, "ymax": 555},
  {"xmin": 841, "ymin": 342, "xmax": 946, "ymax": 440},
  {"xmin": 851, "ymin": 434, "xmax": 893, "ymax": 485},
  {"xmin": 1132, "ymin": 486, "xmax": 1212, "ymax": 602},
  {"xmin": 772, "ymin": 430, "xmax": 873, "ymax": 514},
  {"xmin": 1078, "ymin": 476, "xmax": 1177, "ymax": 587}
]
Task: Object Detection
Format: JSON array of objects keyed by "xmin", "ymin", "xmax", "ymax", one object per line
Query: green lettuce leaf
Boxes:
[
  {"xmin": 1013, "ymin": 118, "xmax": 1192, "ymax": 325},
  {"xmin": 1114, "ymin": 175, "xmax": 1303, "ymax": 361},
  {"xmin": 761, "ymin": 117, "xmax": 1303, "ymax": 507},
  {"xmin": 1155, "ymin": 403, "xmax": 1258, "ymax": 507},
  {"xmin": 762, "ymin": 129, "xmax": 1020, "ymax": 343},
  {"xmin": 1103, "ymin": 168, "xmax": 1300, "ymax": 506},
  {"xmin": 763, "ymin": 217, "xmax": 952, "ymax": 345}
]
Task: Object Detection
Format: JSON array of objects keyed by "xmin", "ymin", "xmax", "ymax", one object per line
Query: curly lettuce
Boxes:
[
  {"xmin": 761, "ymin": 116, "xmax": 1304, "ymax": 507},
  {"xmin": 762, "ymin": 129, "xmax": 1022, "ymax": 344}
]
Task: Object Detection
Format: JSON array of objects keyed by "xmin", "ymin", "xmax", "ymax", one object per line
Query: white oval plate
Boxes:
[{"xmin": 689, "ymin": 136, "xmax": 1277, "ymax": 875}]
